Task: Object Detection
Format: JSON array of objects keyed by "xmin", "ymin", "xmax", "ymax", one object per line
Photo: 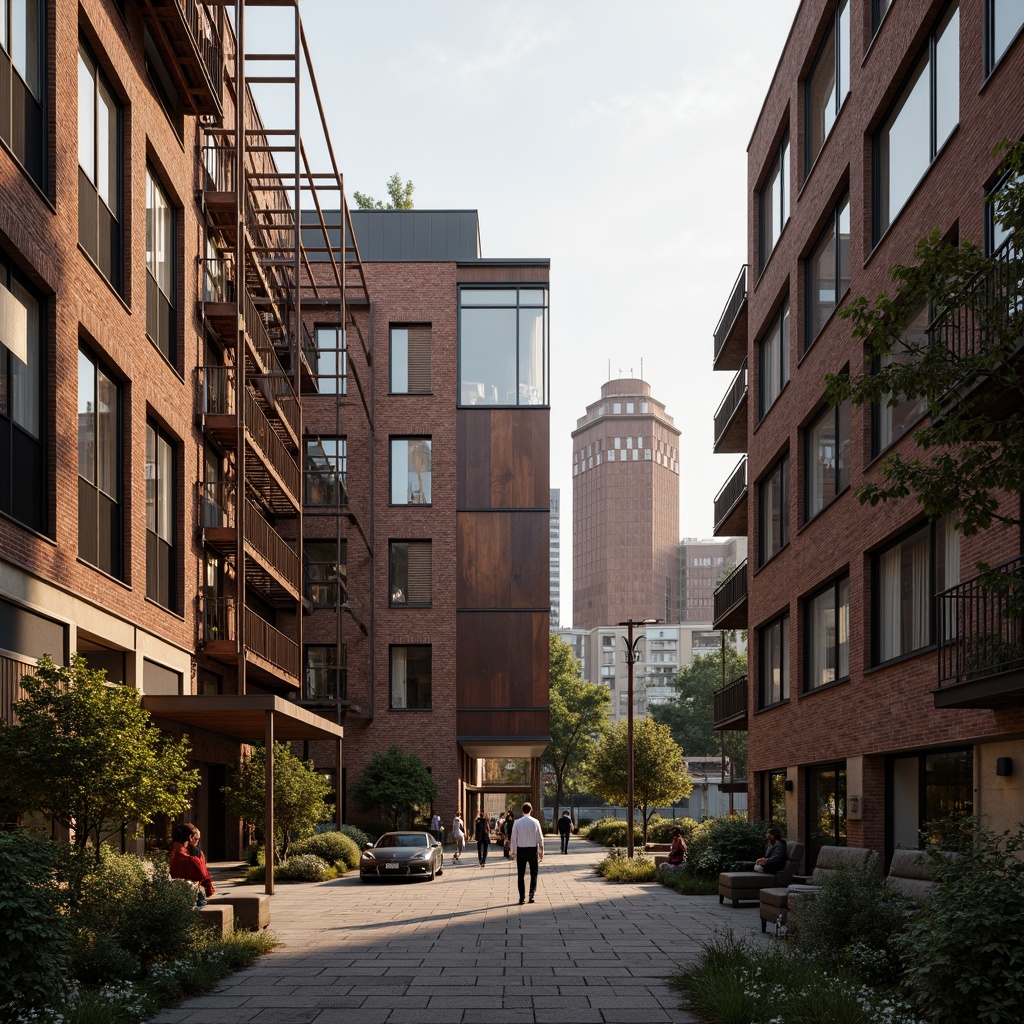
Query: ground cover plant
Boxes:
[{"xmin": 594, "ymin": 848, "xmax": 659, "ymax": 882}]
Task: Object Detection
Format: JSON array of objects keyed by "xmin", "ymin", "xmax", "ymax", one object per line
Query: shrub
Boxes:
[
  {"xmin": 245, "ymin": 842, "xmax": 261, "ymax": 866},
  {"xmin": 340, "ymin": 824, "xmax": 372, "ymax": 850},
  {"xmin": 576, "ymin": 816, "xmax": 594, "ymax": 828},
  {"xmin": 580, "ymin": 817, "xmax": 642, "ymax": 848},
  {"xmin": 896, "ymin": 822, "xmax": 1024, "ymax": 1024},
  {"xmin": 656, "ymin": 869, "xmax": 718, "ymax": 896},
  {"xmin": 685, "ymin": 816, "xmax": 766, "ymax": 879},
  {"xmin": 0, "ymin": 832, "xmax": 70, "ymax": 1012},
  {"xmin": 276, "ymin": 854, "xmax": 333, "ymax": 881},
  {"xmin": 795, "ymin": 858, "xmax": 912, "ymax": 983},
  {"xmin": 646, "ymin": 816, "xmax": 699, "ymax": 844},
  {"xmin": 595, "ymin": 850, "xmax": 659, "ymax": 883},
  {"xmin": 291, "ymin": 831, "xmax": 361, "ymax": 870}
]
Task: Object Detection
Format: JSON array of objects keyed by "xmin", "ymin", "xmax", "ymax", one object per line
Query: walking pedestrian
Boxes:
[
  {"xmin": 509, "ymin": 801, "xmax": 544, "ymax": 905},
  {"xmin": 502, "ymin": 810, "xmax": 514, "ymax": 858},
  {"xmin": 474, "ymin": 809, "xmax": 490, "ymax": 866},
  {"xmin": 430, "ymin": 811, "xmax": 442, "ymax": 843},
  {"xmin": 452, "ymin": 811, "xmax": 466, "ymax": 860},
  {"xmin": 556, "ymin": 809, "xmax": 573, "ymax": 854}
]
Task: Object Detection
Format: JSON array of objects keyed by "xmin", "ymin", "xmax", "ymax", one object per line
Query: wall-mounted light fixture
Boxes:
[
  {"xmin": 784, "ymin": 779, "xmax": 794, "ymax": 791},
  {"xmin": 849, "ymin": 795, "xmax": 862, "ymax": 816},
  {"xmin": 996, "ymin": 757, "xmax": 1013, "ymax": 777}
]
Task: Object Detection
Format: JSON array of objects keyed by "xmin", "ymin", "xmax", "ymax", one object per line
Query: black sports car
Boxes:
[{"xmin": 359, "ymin": 831, "xmax": 444, "ymax": 881}]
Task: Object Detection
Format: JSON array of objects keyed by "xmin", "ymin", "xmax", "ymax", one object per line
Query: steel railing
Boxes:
[
  {"xmin": 713, "ymin": 559, "xmax": 748, "ymax": 622},
  {"xmin": 176, "ymin": 0, "xmax": 223, "ymax": 100},
  {"xmin": 713, "ymin": 457, "xmax": 748, "ymax": 530},
  {"xmin": 197, "ymin": 479, "xmax": 235, "ymax": 529},
  {"xmin": 244, "ymin": 605, "xmax": 299, "ymax": 680},
  {"xmin": 714, "ymin": 675, "xmax": 748, "ymax": 725},
  {"xmin": 713, "ymin": 358, "xmax": 748, "ymax": 447},
  {"xmin": 244, "ymin": 499, "xmax": 300, "ymax": 593},
  {"xmin": 196, "ymin": 365, "xmax": 235, "ymax": 418},
  {"xmin": 713, "ymin": 264, "xmax": 748, "ymax": 363}
]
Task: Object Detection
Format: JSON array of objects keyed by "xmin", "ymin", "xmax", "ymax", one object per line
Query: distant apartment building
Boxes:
[
  {"xmin": 550, "ymin": 488, "xmax": 561, "ymax": 629},
  {"xmin": 571, "ymin": 378, "xmax": 682, "ymax": 629},
  {"xmin": 679, "ymin": 538, "xmax": 747, "ymax": 624}
]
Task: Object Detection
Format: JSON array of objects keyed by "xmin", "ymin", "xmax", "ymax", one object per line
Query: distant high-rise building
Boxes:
[
  {"xmin": 678, "ymin": 538, "xmax": 747, "ymax": 624},
  {"xmin": 550, "ymin": 489, "xmax": 560, "ymax": 629},
  {"xmin": 571, "ymin": 379, "xmax": 681, "ymax": 629}
]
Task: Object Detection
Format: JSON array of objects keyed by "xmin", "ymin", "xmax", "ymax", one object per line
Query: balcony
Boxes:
[
  {"xmin": 198, "ymin": 596, "xmax": 300, "ymax": 693},
  {"xmin": 713, "ymin": 675, "xmax": 748, "ymax": 730},
  {"xmin": 713, "ymin": 559, "xmax": 748, "ymax": 630},
  {"xmin": 201, "ymin": 139, "xmax": 235, "ymax": 237},
  {"xmin": 934, "ymin": 555, "xmax": 1024, "ymax": 709},
  {"xmin": 713, "ymin": 457, "xmax": 747, "ymax": 537},
  {"xmin": 713, "ymin": 264, "xmax": 748, "ymax": 371},
  {"xmin": 136, "ymin": 0, "xmax": 223, "ymax": 116},
  {"xmin": 713, "ymin": 358, "xmax": 748, "ymax": 454}
]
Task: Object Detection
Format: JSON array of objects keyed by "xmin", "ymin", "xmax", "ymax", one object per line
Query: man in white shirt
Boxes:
[{"xmin": 509, "ymin": 801, "xmax": 545, "ymax": 904}]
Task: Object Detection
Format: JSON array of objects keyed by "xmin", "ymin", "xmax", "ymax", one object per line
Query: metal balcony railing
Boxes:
[
  {"xmin": 176, "ymin": 0, "xmax": 223, "ymax": 101},
  {"xmin": 714, "ymin": 559, "xmax": 748, "ymax": 623},
  {"xmin": 937, "ymin": 555, "xmax": 1024, "ymax": 689},
  {"xmin": 244, "ymin": 389, "xmax": 301, "ymax": 500},
  {"xmin": 198, "ymin": 594, "xmax": 235, "ymax": 644},
  {"xmin": 202, "ymin": 141, "xmax": 234, "ymax": 193},
  {"xmin": 713, "ymin": 358, "xmax": 748, "ymax": 447},
  {"xmin": 197, "ymin": 480, "xmax": 235, "ymax": 529},
  {"xmin": 196, "ymin": 365, "xmax": 235, "ymax": 418},
  {"xmin": 714, "ymin": 457, "xmax": 747, "ymax": 530},
  {"xmin": 714, "ymin": 675, "xmax": 748, "ymax": 727},
  {"xmin": 202, "ymin": 255, "xmax": 235, "ymax": 304},
  {"xmin": 713, "ymin": 264, "xmax": 748, "ymax": 364},
  {"xmin": 244, "ymin": 605, "xmax": 299, "ymax": 681},
  {"xmin": 244, "ymin": 499, "xmax": 300, "ymax": 594}
]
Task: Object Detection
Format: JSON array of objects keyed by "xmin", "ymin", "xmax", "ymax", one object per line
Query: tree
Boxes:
[
  {"xmin": 0, "ymin": 655, "xmax": 198, "ymax": 858},
  {"xmin": 353, "ymin": 172, "xmax": 415, "ymax": 211},
  {"xmin": 221, "ymin": 741, "xmax": 332, "ymax": 860},
  {"xmin": 824, "ymin": 140, "xmax": 1024, "ymax": 539},
  {"xmin": 584, "ymin": 717, "xmax": 692, "ymax": 845},
  {"xmin": 352, "ymin": 745, "xmax": 438, "ymax": 829},
  {"xmin": 650, "ymin": 644, "xmax": 748, "ymax": 776},
  {"xmin": 542, "ymin": 634, "xmax": 610, "ymax": 821}
]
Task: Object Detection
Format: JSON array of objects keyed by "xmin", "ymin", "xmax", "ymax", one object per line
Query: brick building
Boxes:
[
  {"xmin": 0, "ymin": 1, "xmax": 550, "ymax": 864},
  {"xmin": 711, "ymin": 0, "xmax": 1024, "ymax": 869}
]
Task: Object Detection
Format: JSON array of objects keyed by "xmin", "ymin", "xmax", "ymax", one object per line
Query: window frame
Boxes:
[
  {"xmin": 389, "ymin": 436, "xmax": 432, "ymax": 506},
  {"xmin": 758, "ymin": 611, "xmax": 790, "ymax": 709},
  {"xmin": 873, "ymin": 4, "xmax": 960, "ymax": 243},
  {"xmin": 389, "ymin": 643, "xmax": 432, "ymax": 710},
  {"xmin": 303, "ymin": 436, "xmax": 346, "ymax": 507},
  {"xmin": 389, "ymin": 323, "xmax": 432, "ymax": 394},
  {"xmin": 389, "ymin": 539, "xmax": 432, "ymax": 607},
  {"xmin": 757, "ymin": 299, "xmax": 790, "ymax": 419},
  {"xmin": 805, "ymin": 192, "xmax": 850, "ymax": 351},
  {"xmin": 871, "ymin": 306, "xmax": 930, "ymax": 458},
  {"xmin": 984, "ymin": 0, "xmax": 1024, "ymax": 77},
  {"xmin": 805, "ymin": 0, "xmax": 850, "ymax": 176},
  {"xmin": 145, "ymin": 419, "xmax": 177, "ymax": 612},
  {"xmin": 757, "ymin": 453, "xmax": 790, "ymax": 568},
  {"xmin": 0, "ymin": 0, "xmax": 46, "ymax": 188},
  {"xmin": 304, "ymin": 643, "xmax": 346, "ymax": 702},
  {"xmin": 804, "ymin": 574, "xmax": 850, "ymax": 692},
  {"xmin": 304, "ymin": 538, "xmax": 346, "ymax": 609},
  {"xmin": 804, "ymin": 397, "xmax": 850, "ymax": 522},
  {"xmin": 759, "ymin": 131, "xmax": 790, "ymax": 271},
  {"xmin": 145, "ymin": 165, "xmax": 176, "ymax": 364},
  {"xmin": 313, "ymin": 324, "xmax": 347, "ymax": 396}
]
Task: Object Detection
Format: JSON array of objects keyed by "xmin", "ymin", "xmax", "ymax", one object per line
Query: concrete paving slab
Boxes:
[{"xmin": 146, "ymin": 841, "xmax": 765, "ymax": 1024}]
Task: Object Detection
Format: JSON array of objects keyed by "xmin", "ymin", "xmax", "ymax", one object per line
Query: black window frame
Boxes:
[
  {"xmin": 145, "ymin": 418, "xmax": 178, "ymax": 612},
  {"xmin": 804, "ymin": 396, "xmax": 850, "ymax": 522},
  {"xmin": 145, "ymin": 165, "xmax": 177, "ymax": 365},
  {"xmin": 759, "ymin": 130, "xmax": 790, "ymax": 271},
  {"xmin": 389, "ymin": 323, "xmax": 432, "ymax": 395},
  {"xmin": 0, "ymin": 0, "xmax": 46, "ymax": 189},
  {"xmin": 389, "ymin": 539, "xmax": 432, "ymax": 607},
  {"xmin": 805, "ymin": 192, "xmax": 850, "ymax": 351},
  {"xmin": 872, "ymin": 0, "xmax": 892, "ymax": 36},
  {"xmin": 758, "ymin": 299, "xmax": 790, "ymax": 420},
  {"xmin": 303, "ymin": 436, "xmax": 347, "ymax": 507},
  {"xmin": 389, "ymin": 436, "xmax": 432, "ymax": 506},
  {"xmin": 758, "ymin": 611, "xmax": 790, "ymax": 709},
  {"xmin": 304, "ymin": 538, "xmax": 346, "ymax": 609},
  {"xmin": 984, "ymin": 0, "xmax": 1024, "ymax": 77},
  {"xmin": 757, "ymin": 453, "xmax": 790, "ymax": 567},
  {"xmin": 313, "ymin": 323, "xmax": 347, "ymax": 396},
  {"xmin": 764, "ymin": 768, "xmax": 787, "ymax": 828},
  {"xmin": 804, "ymin": 574, "xmax": 850, "ymax": 692},
  {"xmin": 389, "ymin": 643, "xmax": 432, "ymax": 710},
  {"xmin": 304, "ymin": 643, "xmax": 346, "ymax": 702},
  {"xmin": 805, "ymin": 0, "xmax": 850, "ymax": 177},
  {"xmin": 870, "ymin": 306, "xmax": 930, "ymax": 458}
]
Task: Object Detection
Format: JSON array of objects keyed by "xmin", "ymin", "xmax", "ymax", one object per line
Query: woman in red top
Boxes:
[{"xmin": 169, "ymin": 823, "xmax": 215, "ymax": 897}]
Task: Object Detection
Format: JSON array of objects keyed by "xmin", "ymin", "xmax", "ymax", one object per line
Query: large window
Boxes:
[
  {"xmin": 875, "ymin": 5, "xmax": 959, "ymax": 240},
  {"xmin": 78, "ymin": 348, "xmax": 121, "ymax": 577},
  {"xmin": 890, "ymin": 748, "xmax": 973, "ymax": 851},
  {"xmin": 986, "ymin": 0, "xmax": 1024, "ymax": 74},
  {"xmin": 806, "ymin": 0, "xmax": 849, "ymax": 173},
  {"xmin": 806, "ymin": 194, "xmax": 850, "ymax": 348},
  {"xmin": 758, "ymin": 300, "xmax": 790, "ymax": 419},
  {"xmin": 759, "ymin": 132, "xmax": 790, "ymax": 270},
  {"xmin": 78, "ymin": 42, "xmax": 122, "ymax": 290},
  {"xmin": 875, "ymin": 518, "xmax": 960, "ymax": 663},
  {"xmin": 873, "ymin": 306, "xmax": 929, "ymax": 456},
  {"xmin": 758, "ymin": 454, "xmax": 789, "ymax": 567},
  {"xmin": 390, "ymin": 645, "xmax": 431, "ymax": 709},
  {"xmin": 765, "ymin": 769, "xmax": 787, "ymax": 829},
  {"xmin": 759, "ymin": 612, "xmax": 790, "ymax": 708},
  {"xmin": 146, "ymin": 421, "xmax": 176, "ymax": 610},
  {"xmin": 314, "ymin": 325, "xmax": 346, "ymax": 396},
  {"xmin": 145, "ymin": 168, "xmax": 175, "ymax": 363},
  {"xmin": 389, "ymin": 541, "xmax": 431, "ymax": 606},
  {"xmin": 304, "ymin": 539, "xmax": 346, "ymax": 608},
  {"xmin": 390, "ymin": 437, "xmax": 431, "ymax": 505},
  {"xmin": 390, "ymin": 324, "xmax": 431, "ymax": 394},
  {"xmin": 0, "ymin": 0, "xmax": 45, "ymax": 186},
  {"xmin": 305, "ymin": 644, "xmax": 346, "ymax": 701},
  {"xmin": 805, "ymin": 398, "xmax": 849, "ymax": 520},
  {"xmin": 0, "ymin": 255, "xmax": 45, "ymax": 532},
  {"xmin": 304, "ymin": 437, "xmax": 346, "ymax": 507},
  {"xmin": 806, "ymin": 575, "xmax": 850, "ymax": 691},
  {"xmin": 459, "ymin": 288, "xmax": 547, "ymax": 406}
]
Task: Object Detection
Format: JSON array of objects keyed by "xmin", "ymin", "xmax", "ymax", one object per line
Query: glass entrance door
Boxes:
[{"xmin": 806, "ymin": 763, "xmax": 847, "ymax": 870}]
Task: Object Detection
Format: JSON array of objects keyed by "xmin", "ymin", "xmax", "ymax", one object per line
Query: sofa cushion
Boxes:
[{"xmin": 809, "ymin": 845, "xmax": 874, "ymax": 885}]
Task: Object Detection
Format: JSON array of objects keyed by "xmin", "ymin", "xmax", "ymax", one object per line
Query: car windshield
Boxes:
[{"xmin": 377, "ymin": 833, "xmax": 428, "ymax": 848}]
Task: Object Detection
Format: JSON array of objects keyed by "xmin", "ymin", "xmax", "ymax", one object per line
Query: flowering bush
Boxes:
[{"xmin": 291, "ymin": 831, "xmax": 361, "ymax": 870}]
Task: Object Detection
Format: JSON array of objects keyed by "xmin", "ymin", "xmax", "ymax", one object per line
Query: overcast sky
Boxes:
[{"xmin": 256, "ymin": 1, "xmax": 801, "ymax": 624}]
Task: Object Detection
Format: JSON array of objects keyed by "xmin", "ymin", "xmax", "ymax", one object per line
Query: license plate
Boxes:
[{"xmin": 385, "ymin": 862, "xmax": 400, "ymax": 870}]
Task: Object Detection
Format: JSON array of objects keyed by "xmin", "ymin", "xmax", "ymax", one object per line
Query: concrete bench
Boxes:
[
  {"xmin": 196, "ymin": 903, "xmax": 233, "ymax": 937},
  {"xmin": 208, "ymin": 893, "xmax": 271, "ymax": 930}
]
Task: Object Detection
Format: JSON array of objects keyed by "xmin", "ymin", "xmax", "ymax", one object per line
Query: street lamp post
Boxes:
[{"xmin": 619, "ymin": 617, "xmax": 660, "ymax": 858}]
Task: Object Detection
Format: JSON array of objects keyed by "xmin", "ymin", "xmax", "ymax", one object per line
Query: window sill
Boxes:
[
  {"xmin": 77, "ymin": 557, "xmax": 131, "ymax": 591},
  {"xmin": 798, "ymin": 95, "xmax": 850, "ymax": 200},
  {"xmin": 754, "ymin": 697, "xmax": 790, "ymax": 715},
  {"xmin": 798, "ymin": 290, "xmax": 850, "ymax": 367},
  {"xmin": 799, "ymin": 675, "xmax": 850, "ymax": 699},
  {"xmin": 981, "ymin": 28, "xmax": 1024, "ymax": 92},
  {"xmin": 0, "ymin": 135, "xmax": 53, "ymax": 213},
  {"xmin": 864, "ymin": 646, "xmax": 935, "ymax": 674},
  {"xmin": 78, "ymin": 244, "xmax": 131, "ymax": 314},
  {"xmin": 144, "ymin": 596, "xmax": 185, "ymax": 621},
  {"xmin": 798, "ymin": 485, "xmax": 850, "ymax": 535},
  {"xmin": 753, "ymin": 380, "xmax": 789, "ymax": 434},
  {"xmin": 0, "ymin": 508, "xmax": 56, "ymax": 545},
  {"xmin": 388, "ymin": 604, "xmax": 433, "ymax": 610},
  {"xmin": 388, "ymin": 707, "xmax": 433, "ymax": 712},
  {"xmin": 146, "ymin": 332, "xmax": 185, "ymax": 383},
  {"xmin": 861, "ymin": 8, "xmax": 893, "ymax": 66},
  {"xmin": 754, "ymin": 220, "xmax": 789, "ymax": 290},
  {"xmin": 752, "ymin": 542, "xmax": 789, "ymax": 577},
  {"xmin": 866, "ymin": 412, "xmax": 930, "ymax": 470}
]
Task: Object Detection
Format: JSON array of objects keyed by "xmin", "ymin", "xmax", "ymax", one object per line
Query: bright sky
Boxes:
[{"xmin": 255, "ymin": 0, "xmax": 801, "ymax": 624}]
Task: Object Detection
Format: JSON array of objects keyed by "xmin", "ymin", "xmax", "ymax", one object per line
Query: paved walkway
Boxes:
[{"xmin": 149, "ymin": 841, "xmax": 766, "ymax": 1024}]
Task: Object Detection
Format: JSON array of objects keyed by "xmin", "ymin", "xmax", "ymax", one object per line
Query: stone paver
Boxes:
[{"xmin": 147, "ymin": 842, "xmax": 767, "ymax": 1024}]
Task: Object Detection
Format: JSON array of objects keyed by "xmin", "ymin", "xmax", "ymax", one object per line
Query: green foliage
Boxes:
[
  {"xmin": 222, "ymin": 742, "xmax": 333, "ymax": 859},
  {"xmin": 895, "ymin": 821, "xmax": 1024, "ymax": 1024},
  {"xmin": 0, "ymin": 656, "xmax": 199, "ymax": 855},
  {"xmin": 352, "ymin": 745, "xmax": 438, "ymax": 829},
  {"xmin": 656, "ymin": 868, "xmax": 718, "ymax": 896},
  {"xmin": 825, "ymin": 139, "xmax": 1024, "ymax": 536},
  {"xmin": 646, "ymin": 816, "xmax": 699, "ymax": 843},
  {"xmin": 244, "ymin": 854, "xmax": 337, "ymax": 883},
  {"xmin": 542, "ymin": 634, "xmax": 610, "ymax": 818},
  {"xmin": 584, "ymin": 717, "xmax": 691, "ymax": 844},
  {"xmin": 0, "ymin": 832, "xmax": 70, "ymax": 1012},
  {"xmin": 650, "ymin": 643, "xmax": 748, "ymax": 772},
  {"xmin": 595, "ymin": 850, "xmax": 658, "ymax": 883},
  {"xmin": 291, "ymin": 830, "xmax": 361, "ymax": 870},
  {"xmin": 685, "ymin": 816, "xmax": 765, "ymax": 879},
  {"xmin": 339, "ymin": 823, "xmax": 372, "ymax": 849},
  {"xmin": 795, "ymin": 859, "xmax": 913, "ymax": 984},
  {"xmin": 353, "ymin": 172, "xmax": 415, "ymax": 210},
  {"xmin": 579, "ymin": 816, "xmax": 642, "ymax": 848}
]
